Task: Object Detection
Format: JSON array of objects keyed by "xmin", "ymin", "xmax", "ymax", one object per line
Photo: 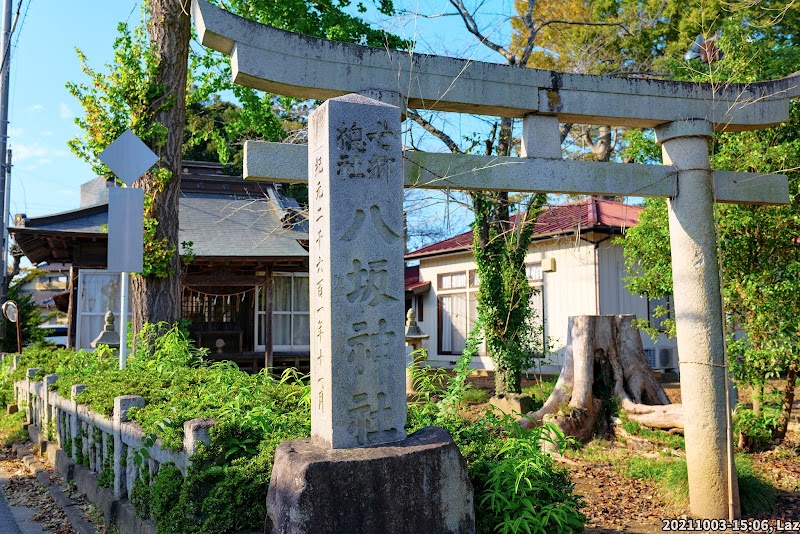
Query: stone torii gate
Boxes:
[{"xmin": 192, "ymin": 0, "xmax": 799, "ymax": 523}]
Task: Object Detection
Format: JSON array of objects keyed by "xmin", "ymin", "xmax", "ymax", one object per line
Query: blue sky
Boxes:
[
  {"xmin": 9, "ymin": 1, "xmax": 142, "ymax": 218},
  {"xmin": 6, "ymin": 0, "xmax": 514, "ymax": 221}
]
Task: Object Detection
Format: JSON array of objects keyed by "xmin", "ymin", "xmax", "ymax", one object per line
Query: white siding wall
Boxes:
[
  {"xmin": 524, "ymin": 237, "xmax": 597, "ymax": 374},
  {"xmin": 414, "ymin": 234, "xmax": 679, "ymax": 375},
  {"xmin": 597, "ymin": 240, "xmax": 678, "ymax": 366}
]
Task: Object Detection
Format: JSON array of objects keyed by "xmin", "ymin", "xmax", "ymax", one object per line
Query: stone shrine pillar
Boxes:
[
  {"xmin": 309, "ymin": 93, "xmax": 406, "ymax": 449},
  {"xmin": 655, "ymin": 119, "xmax": 740, "ymax": 519},
  {"xmin": 267, "ymin": 94, "xmax": 474, "ymax": 533}
]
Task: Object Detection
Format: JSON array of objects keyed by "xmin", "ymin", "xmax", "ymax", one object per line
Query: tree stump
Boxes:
[{"xmin": 520, "ymin": 315, "xmax": 682, "ymax": 443}]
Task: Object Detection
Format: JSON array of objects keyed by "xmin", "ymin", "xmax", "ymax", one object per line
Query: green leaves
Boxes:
[
  {"xmin": 67, "ymin": 20, "xmax": 165, "ymax": 179},
  {"xmin": 478, "ymin": 424, "xmax": 584, "ymax": 534},
  {"xmin": 471, "ymin": 192, "xmax": 547, "ymax": 394}
]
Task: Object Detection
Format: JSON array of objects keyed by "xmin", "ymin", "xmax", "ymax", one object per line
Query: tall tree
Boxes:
[
  {"xmin": 130, "ymin": 0, "xmax": 192, "ymax": 332},
  {"xmin": 406, "ymin": 0, "xmax": 661, "ymax": 394},
  {"xmin": 69, "ymin": 1, "xmax": 403, "ymax": 336},
  {"xmin": 621, "ymin": 9, "xmax": 800, "ymax": 446}
]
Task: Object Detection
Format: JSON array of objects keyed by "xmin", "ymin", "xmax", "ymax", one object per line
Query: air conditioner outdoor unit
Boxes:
[{"xmin": 658, "ymin": 348, "xmax": 678, "ymax": 371}]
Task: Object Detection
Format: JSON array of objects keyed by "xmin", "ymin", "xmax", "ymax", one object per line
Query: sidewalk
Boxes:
[
  {"xmin": 0, "ymin": 441, "xmax": 104, "ymax": 534},
  {"xmin": 0, "ymin": 455, "xmax": 47, "ymax": 534}
]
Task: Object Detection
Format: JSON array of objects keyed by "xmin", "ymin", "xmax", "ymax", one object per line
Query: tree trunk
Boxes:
[
  {"xmin": 752, "ymin": 382, "xmax": 764, "ymax": 417},
  {"xmin": 520, "ymin": 315, "xmax": 677, "ymax": 442},
  {"xmin": 773, "ymin": 363, "xmax": 797, "ymax": 442},
  {"xmin": 494, "ymin": 366, "xmax": 521, "ymax": 396},
  {"xmin": 131, "ymin": 0, "xmax": 191, "ymax": 336}
]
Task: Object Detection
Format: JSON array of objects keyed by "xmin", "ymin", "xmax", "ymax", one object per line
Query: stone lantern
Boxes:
[
  {"xmin": 404, "ymin": 308, "xmax": 429, "ymax": 398},
  {"xmin": 91, "ymin": 311, "xmax": 120, "ymax": 349}
]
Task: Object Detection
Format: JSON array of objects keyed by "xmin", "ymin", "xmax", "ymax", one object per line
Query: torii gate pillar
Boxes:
[{"xmin": 656, "ymin": 119, "xmax": 740, "ymax": 519}]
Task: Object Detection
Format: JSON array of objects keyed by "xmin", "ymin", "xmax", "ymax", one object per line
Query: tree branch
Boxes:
[
  {"xmin": 406, "ymin": 109, "xmax": 463, "ymax": 154},
  {"xmin": 536, "ymin": 19, "xmax": 632, "ymax": 36},
  {"xmin": 448, "ymin": 0, "xmax": 515, "ymax": 63},
  {"xmin": 517, "ymin": 0, "xmax": 539, "ymax": 66}
]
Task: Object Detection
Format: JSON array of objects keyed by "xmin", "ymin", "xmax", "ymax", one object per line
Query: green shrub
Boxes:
[
  {"xmin": 479, "ymin": 425, "xmax": 584, "ymax": 534},
  {"xmin": 11, "ymin": 325, "xmax": 586, "ymax": 533},
  {"xmin": 522, "ymin": 376, "xmax": 557, "ymax": 411},
  {"xmin": 409, "ymin": 349, "xmax": 585, "ymax": 533},
  {"xmin": 0, "ymin": 410, "xmax": 27, "ymax": 446},
  {"xmin": 463, "ymin": 388, "xmax": 490, "ymax": 405},
  {"xmin": 734, "ymin": 405, "xmax": 779, "ymax": 451}
]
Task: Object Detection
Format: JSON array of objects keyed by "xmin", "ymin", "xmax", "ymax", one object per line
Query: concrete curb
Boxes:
[
  {"xmin": 11, "ymin": 441, "xmax": 99, "ymax": 534},
  {"xmin": 21, "ymin": 424, "xmax": 157, "ymax": 534}
]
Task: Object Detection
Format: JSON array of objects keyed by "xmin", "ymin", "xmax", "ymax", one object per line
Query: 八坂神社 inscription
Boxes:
[{"xmin": 309, "ymin": 95, "xmax": 406, "ymax": 449}]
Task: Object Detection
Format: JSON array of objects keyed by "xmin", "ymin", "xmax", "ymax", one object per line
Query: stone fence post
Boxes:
[
  {"xmin": 113, "ymin": 395, "xmax": 144, "ymax": 498},
  {"xmin": 70, "ymin": 385, "xmax": 86, "ymax": 463},
  {"xmin": 25, "ymin": 368, "xmax": 40, "ymax": 425},
  {"xmin": 183, "ymin": 418, "xmax": 215, "ymax": 469},
  {"xmin": 43, "ymin": 374, "xmax": 58, "ymax": 438}
]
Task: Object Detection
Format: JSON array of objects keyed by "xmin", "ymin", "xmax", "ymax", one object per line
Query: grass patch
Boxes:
[
  {"xmin": 621, "ymin": 418, "xmax": 685, "ymax": 450},
  {"xmin": 626, "ymin": 456, "xmax": 671, "ymax": 479},
  {"xmin": 620, "ymin": 454, "xmax": 775, "ymax": 515},
  {"xmin": 462, "ymin": 388, "xmax": 490, "ymax": 405},
  {"xmin": 569, "ymin": 439, "xmax": 620, "ymax": 463},
  {"xmin": 736, "ymin": 456, "xmax": 776, "ymax": 514},
  {"xmin": 0, "ymin": 410, "xmax": 27, "ymax": 447},
  {"xmin": 522, "ymin": 376, "xmax": 557, "ymax": 411}
]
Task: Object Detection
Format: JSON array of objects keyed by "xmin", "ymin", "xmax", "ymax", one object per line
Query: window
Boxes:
[
  {"xmin": 438, "ymin": 272, "xmax": 466, "ymax": 290},
  {"xmin": 439, "ymin": 293, "xmax": 467, "ymax": 354},
  {"xmin": 437, "ymin": 269, "xmax": 481, "ymax": 356},
  {"xmin": 76, "ymin": 270, "xmax": 131, "ymax": 350},
  {"xmin": 526, "ymin": 263, "xmax": 542, "ymax": 282},
  {"xmin": 181, "ymin": 289, "xmax": 239, "ymax": 326},
  {"xmin": 272, "ymin": 273, "xmax": 310, "ymax": 350}
]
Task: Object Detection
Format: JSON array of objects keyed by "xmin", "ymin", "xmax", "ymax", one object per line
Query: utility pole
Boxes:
[{"xmin": 0, "ymin": 0, "xmax": 12, "ymax": 352}]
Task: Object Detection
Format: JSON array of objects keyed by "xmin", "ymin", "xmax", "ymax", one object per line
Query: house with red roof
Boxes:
[{"xmin": 404, "ymin": 197, "xmax": 678, "ymax": 375}]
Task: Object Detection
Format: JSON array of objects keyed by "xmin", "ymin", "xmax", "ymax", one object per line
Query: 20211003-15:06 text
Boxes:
[{"xmin": 662, "ymin": 518, "xmax": 799, "ymax": 532}]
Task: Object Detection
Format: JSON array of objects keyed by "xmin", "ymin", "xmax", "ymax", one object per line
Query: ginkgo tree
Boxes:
[{"xmin": 67, "ymin": 0, "xmax": 404, "ymax": 335}]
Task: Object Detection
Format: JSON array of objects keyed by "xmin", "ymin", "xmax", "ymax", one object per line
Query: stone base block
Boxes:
[
  {"xmin": 488, "ymin": 393, "xmax": 533, "ymax": 415},
  {"xmin": 55, "ymin": 449, "xmax": 74, "ymax": 481},
  {"xmin": 267, "ymin": 426, "xmax": 474, "ymax": 534}
]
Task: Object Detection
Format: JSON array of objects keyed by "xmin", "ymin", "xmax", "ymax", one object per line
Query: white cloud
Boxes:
[
  {"xmin": 9, "ymin": 127, "xmax": 23, "ymax": 137},
  {"xmin": 28, "ymin": 104, "xmax": 44, "ymax": 112},
  {"xmin": 59, "ymin": 102, "xmax": 73, "ymax": 120},
  {"xmin": 13, "ymin": 142, "xmax": 48, "ymax": 161},
  {"xmin": 40, "ymin": 130, "xmax": 53, "ymax": 137},
  {"xmin": 17, "ymin": 158, "xmax": 53, "ymax": 172}
]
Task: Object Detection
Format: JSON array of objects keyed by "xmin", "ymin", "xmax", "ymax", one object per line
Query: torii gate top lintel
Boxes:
[{"xmin": 192, "ymin": 0, "xmax": 799, "ymax": 132}]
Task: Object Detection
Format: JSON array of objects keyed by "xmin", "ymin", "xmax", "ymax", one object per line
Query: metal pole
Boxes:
[
  {"xmin": 14, "ymin": 312, "xmax": 19, "ymax": 353},
  {"xmin": 119, "ymin": 271, "xmax": 128, "ymax": 368},
  {"xmin": 0, "ymin": 0, "xmax": 12, "ymax": 352}
]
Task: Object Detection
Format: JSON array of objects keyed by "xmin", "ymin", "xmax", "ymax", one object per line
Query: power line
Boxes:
[
  {"xmin": 11, "ymin": 0, "xmax": 31, "ymax": 50},
  {"xmin": 0, "ymin": 0, "xmax": 22, "ymax": 77}
]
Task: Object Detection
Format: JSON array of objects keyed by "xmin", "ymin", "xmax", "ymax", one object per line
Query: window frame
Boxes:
[
  {"xmin": 437, "ymin": 269, "xmax": 482, "ymax": 356},
  {"xmin": 268, "ymin": 272, "xmax": 311, "ymax": 352}
]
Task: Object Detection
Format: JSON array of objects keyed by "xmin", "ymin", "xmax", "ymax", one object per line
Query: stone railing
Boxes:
[{"xmin": 15, "ymin": 369, "xmax": 214, "ymax": 502}]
